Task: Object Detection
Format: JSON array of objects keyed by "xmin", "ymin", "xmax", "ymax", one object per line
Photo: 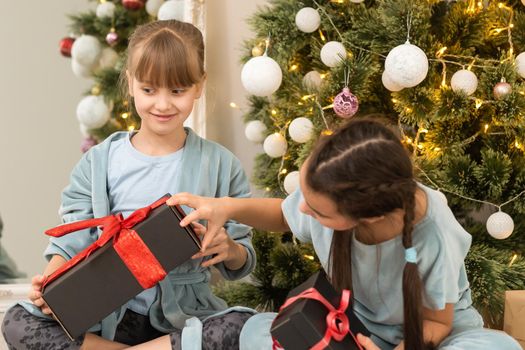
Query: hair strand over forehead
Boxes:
[{"xmin": 121, "ymin": 20, "xmax": 205, "ymax": 92}]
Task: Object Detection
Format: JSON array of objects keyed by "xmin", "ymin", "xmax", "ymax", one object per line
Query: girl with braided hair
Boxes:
[{"xmin": 168, "ymin": 117, "xmax": 520, "ymax": 350}]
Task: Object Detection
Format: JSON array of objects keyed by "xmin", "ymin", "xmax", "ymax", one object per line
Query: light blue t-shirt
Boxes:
[
  {"xmin": 107, "ymin": 132, "xmax": 183, "ymax": 315},
  {"xmin": 281, "ymin": 183, "xmax": 484, "ymax": 347}
]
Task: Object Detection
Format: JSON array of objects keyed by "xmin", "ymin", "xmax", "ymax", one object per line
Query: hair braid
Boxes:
[{"xmin": 401, "ymin": 182, "xmax": 430, "ymax": 350}]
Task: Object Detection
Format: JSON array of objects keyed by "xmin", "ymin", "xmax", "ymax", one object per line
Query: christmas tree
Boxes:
[{"xmin": 217, "ymin": 0, "xmax": 525, "ymax": 328}]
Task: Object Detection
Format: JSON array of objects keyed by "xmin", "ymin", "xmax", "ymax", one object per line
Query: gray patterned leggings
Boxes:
[{"xmin": 2, "ymin": 305, "xmax": 252, "ymax": 350}]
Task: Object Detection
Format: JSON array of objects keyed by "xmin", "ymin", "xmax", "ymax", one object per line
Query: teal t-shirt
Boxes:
[
  {"xmin": 281, "ymin": 183, "xmax": 484, "ymax": 347},
  {"xmin": 107, "ymin": 132, "xmax": 183, "ymax": 315}
]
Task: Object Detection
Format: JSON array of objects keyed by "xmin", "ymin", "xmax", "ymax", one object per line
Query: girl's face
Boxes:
[
  {"xmin": 298, "ymin": 162, "xmax": 358, "ymax": 231},
  {"xmin": 128, "ymin": 73, "xmax": 204, "ymax": 137}
]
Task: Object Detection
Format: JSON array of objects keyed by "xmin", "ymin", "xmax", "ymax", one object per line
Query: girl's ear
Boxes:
[{"xmin": 126, "ymin": 70, "xmax": 134, "ymax": 97}]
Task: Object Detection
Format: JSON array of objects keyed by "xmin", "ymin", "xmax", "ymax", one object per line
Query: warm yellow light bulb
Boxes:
[
  {"xmin": 281, "ymin": 169, "xmax": 288, "ymax": 174},
  {"xmin": 475, "ymin": 100, "xmax": 483, "ymax": 109},
  {"xmin": 128, "ymin": 125, "xmax": 135, "ymax": 131},
  {"xmin": 509, "ymin": 254, "xmax": 518, "ymax": 267},
  {"xmin": 320, "ymin": 73, "xmax": 327, "ymax": 79},
  {"xmin": 303, "ymin": 254, "xmax": 315, "ymax": 260},
  {"xmin": 484, "ymin": 124, "xmax": 489, "ymax": 133},
  {"xmin": 121, "ymin": 112, "xmax": 129, "ymax": 119},
  {"xmin": 289, "ymin": 64, "xmax": 298, "ymax": 71},
  {"xmin": 229, "ymin": 102, "xmax": 238, "ymax": 108},
  {"xmin": 319, "ymin": 30, "xmax": 326, "ymax": 42},
  {"xmin": 301, "ymin": 94, "xmax": 315, "ymax": 101},
  {"xmin": 271, "ymin": 109, "xmax": 277, "ymax": 115},
  {"xmin": 436, "ymin": 47, "xmax": 447, "ymax": 57}
]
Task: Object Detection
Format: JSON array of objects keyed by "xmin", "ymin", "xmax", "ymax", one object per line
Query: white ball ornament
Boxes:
[
  {"xmin": 384, "ymin": 42, "xmax": 428, "ymax": 88},
  {"xmin": 451, "ymin": 69, "xmax": 478, "ymax": 95},
  {"xmin": 263, "ymin": 133, "xmax": 288, "ymax": 158},
  {"xmin": 72, "ymin": 59, "xmax": 93, "ymax": 79},
  {"xmin": 320, "ymin": 41, "xmax": 346, "ymax": 68},
  {"xmin": 98, "ymin": 47, "xmax": 119, "ymax": 70},
  {"xmin": 515, "ymin": 52, "xmax": 525, "ymax": 79},
  {"xmin": 96, "ymin": 2, "xmax": 116, "ymax": 18},
  {"xmin": 71, "ymin": 35, "xmax": 102, "ymax": 67},
  {"xmin": 157, "ymin": 0, "xmax": 184, "ymax": 21},
  {"xmin": 76, "ymin": 95, "xmax": 111, "ymax": 129},
  {"xmin": 303, "ymin": 71, "xmax": 323, "ymax": 91},
  {"xmin": 245, "ymin": 120, "xmax": 267, "ymax": 143},
  {"xmin": 382, "ymin": 71, "xmax": 403, "ymax": 92},
  {"xmin": 289, "ymin": 117, "xmax": 313, "ymax": 143},
  {"xmin": 146, "ymin": 0, "xmax": 165, "ymax": 17},
  {"xmin": 486, "ymin": 211, "xmax": 514, "ymax": 239},
  {"xmin": 284, "ymin": 171, "xmax": 300, "ymax": 194},
  {"xmin": 241, "ymin": 55, "xmax": 283, "ymax": 96},
  {"xmin": 295, "ymin": 7, "xmax": 321, "ymax": 33}
]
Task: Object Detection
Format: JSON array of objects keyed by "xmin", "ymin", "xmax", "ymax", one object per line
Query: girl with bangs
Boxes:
[
  {"xmin": 2, "ymin": 20, "xmax": 256, "ymax": 350},
  {"xmin": 167, "ymin": 118, "xmax": 521, "ymax": 350}
]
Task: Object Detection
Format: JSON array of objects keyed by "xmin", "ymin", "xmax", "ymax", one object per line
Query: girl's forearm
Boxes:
[
  {"xmin": 223, "ymin": 197, "xmax": 289, "ymax": 232},
  {"xmin": 43, "ymin": 255, "xmax": 67, "ymax": 276}
]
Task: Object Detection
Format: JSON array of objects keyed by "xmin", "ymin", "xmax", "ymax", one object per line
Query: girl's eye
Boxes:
[
  {"xmin": 172, "ymin": 88, "xmax": 186, "ymax": 94},
  {"xmin": 141, "ymin": 87, "xmax": 154, "ymax": 94}
]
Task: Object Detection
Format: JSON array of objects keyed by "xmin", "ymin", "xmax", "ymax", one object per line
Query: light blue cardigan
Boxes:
[{"xmin": 22, "ymin": 128, "xmax": 256, "ymax": 345}]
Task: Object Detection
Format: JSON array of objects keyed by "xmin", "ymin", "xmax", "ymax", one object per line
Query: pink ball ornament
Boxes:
[
  {"xmin": 493, "ymin": 81, "xmax": 512, "ymax": 100},
  {"xmin": 81, "ymin": 136, "xmax": 98, "ymax": 153},
  {"xmin": 106, "ymin": 30, "xmax": 119, "ymax": 46},
  {"xmin": 333, "ymin": 87, "xmax": 359, "ymax": 118}
]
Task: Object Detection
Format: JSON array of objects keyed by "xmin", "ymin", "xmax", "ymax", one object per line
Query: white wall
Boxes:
[
  {"xmin": 0, "ymin": 1, "xmax": 92, "ymax": 278},
  {"xmin": 205, "ymin": 0, "xmax": 267, "ymax": 180},
  {"xmin": 0, "ymin": 1, "xmax": 268, "ymax": 278}
]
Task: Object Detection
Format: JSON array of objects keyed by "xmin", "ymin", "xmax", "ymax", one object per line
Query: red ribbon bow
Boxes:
[
  {"xmin": 272, "ymin": 287, "xmax": 363, "ymax": 350},
  {"xmin": 42, "ymin": 197, "xmax": 169, "ymax": 291}
]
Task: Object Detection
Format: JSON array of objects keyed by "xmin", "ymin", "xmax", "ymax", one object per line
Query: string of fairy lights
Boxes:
[{"xmin": 235, "ymin": 0, "xmax": 525, "ymax": 246}]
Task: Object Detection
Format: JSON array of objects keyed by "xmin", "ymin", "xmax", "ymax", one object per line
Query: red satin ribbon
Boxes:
[
  {"xmin": 42, "ymin": 197, "xmax": 169, "ymax": 290},
  {"xmin": 272, "ymin": 287, "xmax": 363, "ymax": 350}
]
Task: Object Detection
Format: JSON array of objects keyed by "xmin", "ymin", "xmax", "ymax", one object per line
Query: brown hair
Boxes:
[
  {"xmin": 306, "ymin": 117, "xmax": 429, "ymax": 350},
  {"xmin": 120, "ymin": 19, "xmax": 205, "ymax": 96}
]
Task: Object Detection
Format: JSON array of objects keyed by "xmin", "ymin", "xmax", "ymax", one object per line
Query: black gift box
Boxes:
[
  {"xmin": 270, "ymin": 271, "xmax": 370, "ymax": 350},
  {"xmin": 42, "ymin": 202, "xmax": 201, "ymax": 339}
]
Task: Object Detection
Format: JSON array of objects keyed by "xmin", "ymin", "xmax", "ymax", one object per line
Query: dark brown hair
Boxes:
[
  {"xmin": 306, "ymin": 117, "xmax": 429, "ymax": 350},
  {"xmin": 120, "ymin": 19, "xmax": 205, "ymax": 96}
]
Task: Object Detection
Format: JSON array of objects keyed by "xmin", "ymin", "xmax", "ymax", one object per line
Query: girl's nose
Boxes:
[{"xmin": 155, "ymin": 92, "xmax": 172, "ymax": 111}]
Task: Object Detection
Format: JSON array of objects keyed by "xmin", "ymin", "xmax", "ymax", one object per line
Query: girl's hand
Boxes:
[
  {"xmin": 357, "ymin": 333, "xmax": 381, "ymax": 350},
  {"xmin": 29, "ymin": 274, "xmax": 52, "ymax": 315},
  {"xmin": 191, "ymin": 223, "xmax": 246, "ymax": 269},
  {"xmin": 167, "ymin": 193, "xmax": 229, "ymax": 251}
]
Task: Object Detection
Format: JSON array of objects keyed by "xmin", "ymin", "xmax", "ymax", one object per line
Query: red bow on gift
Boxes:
[
  {"xmin": 42, "ymin": 197, "xmax": 169, "ymax": 290},
  {"xmin": 272, "ymin": 288, "xmax": 363, "ymax": 350}
]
